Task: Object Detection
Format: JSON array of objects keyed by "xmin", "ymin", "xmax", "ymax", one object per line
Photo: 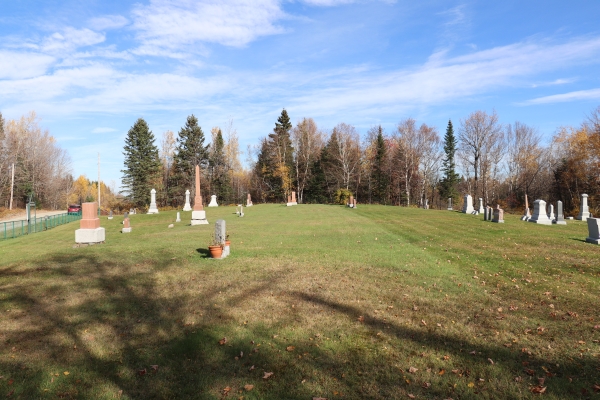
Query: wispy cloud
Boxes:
[
  {"xmin": 40, "ymin": 27, "xmax": 106, "ymax": 54},
  {"xmin": 521, "ymin": 88, "xmax": 600, "ymax": 105},
  {"xmin": 130, "ymin": 0, "xmax": 286, "ymax": 56},
  {"xmin": 0, "ymin": 51, "xmax": 55, "ymax": 79}
]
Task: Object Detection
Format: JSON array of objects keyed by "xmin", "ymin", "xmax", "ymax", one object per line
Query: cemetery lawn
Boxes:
[{"xmin": 0, "ymin": 205, "xmax": 599, "ymax": 400}]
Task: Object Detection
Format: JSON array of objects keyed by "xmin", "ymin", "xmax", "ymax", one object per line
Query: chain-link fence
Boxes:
[{"xmin": 1, "ymin": 212, "xmax": 82, "ymax": 241}]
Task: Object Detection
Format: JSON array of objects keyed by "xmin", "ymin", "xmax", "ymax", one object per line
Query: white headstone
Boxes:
[
  {"xmin": 462, "ymin": 195, "xmax": 474, "ymax": 214},
  {"xmin": 191, "ymin": 210, "xmax": 208, "ymax": 225},
  {"xmin": 208, "ymin": 195, "xmax": 219, "ymax": 207},
  {"xmin": 447, "ymin": 197, "xmax": 453, "ymax": 211},
  {"xmin": 547, "ymin": 204, "xmax": 555, "ymax": 221},
  {"xmin": 478, "ymin": 198, "xmax": 484, "ymax": 214},
  {"xmin": 529, "ymin": 199, "xmax": 552, "ymax": 225},
  {"xmin": 577, "ymin": 193, "xmax": 590, "ymax": 221},
  {"xmin": 176, "ymin": 212, "xmax": 181, "ymax": 222},
  {"xmin": 108, "ymin": 210, "xmax": 113, "ymax": 220},
  {"xmin": 553, "ymin": 201, "xmax": 566, "ymax": 225},
  {"xmin": 585, "ymin": 218, "xmax": 600, "ymax": 244},
  {"xmin": 147, "ymin": 189, "xmax": 159, "ymax": 214},
  {"xmin": 183, "ymin": 190, "xmax": 192, "ymax": 211}
]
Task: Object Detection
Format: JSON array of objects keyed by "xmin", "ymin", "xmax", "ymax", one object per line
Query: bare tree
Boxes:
[
  {"xmin": 457, "ymin": 110, "xmax": 504, "ymax": 202},
  {"xmin": 417, "ymin": 124, "xmax": 442, "ymax": 206},
  {"xmin": 329, "ymin": 123, "xmax": 361, "ymax": 191},
  {"xmin": 292, "ymin": 118, "xmax": 324, "ymax": 203}
]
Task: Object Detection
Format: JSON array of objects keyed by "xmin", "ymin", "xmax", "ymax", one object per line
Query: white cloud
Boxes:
[
  {"xmin": 41, "ymin": 27, "xmax": 105, "ymax": 54},
  {"xmin": 88, "ymin": 15, "xmax": 129, "ymax": 31},
  {"xmin": 0, "ymin": 51, "xmax": 55, "ymax": 79},
  {"xmin": 301, "ymin": 0, "xmax": 396, "ymax": 5},
  {"xmin": 521, "ymin": 88, "xmax": 600, "ymax": 105},
  {"xmin": 131, "ymin": 0, "xmax": 286, "ymax": 56}
]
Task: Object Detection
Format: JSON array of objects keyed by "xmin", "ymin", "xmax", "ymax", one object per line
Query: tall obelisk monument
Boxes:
[{"xmin": 190, "ymin": 165, "xmax": 209, "ymax": 225}]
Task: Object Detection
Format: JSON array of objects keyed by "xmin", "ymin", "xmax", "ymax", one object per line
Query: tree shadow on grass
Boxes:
[{"xmin": 0, "ymin": 251, "xmax": 598, "ymax": 399}]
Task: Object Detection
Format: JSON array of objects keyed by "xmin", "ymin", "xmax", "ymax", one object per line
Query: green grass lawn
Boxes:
[{"xmin": 0, "ymin": 204, "xmax": 599, "ymax": 399}]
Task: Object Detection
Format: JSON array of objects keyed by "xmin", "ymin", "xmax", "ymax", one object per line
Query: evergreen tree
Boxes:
[
  {"xmin": 304, "ymin": 151, "xmax": 328, "ymax": 204},
  {"xmin": 267, "ymin": 109, "xmax": 294, "ymax": 200},
  {"xmin": 439, "ymin": 120, "xmax": 460, "ymax": 201},
  {"xmin": 371, "ymin": 126, "xmax": 389, "ymax": 204},
  {"xmin": 121, "ymin": 118, "xmax": 161, "ymax": 207},
  {"xmin": 173, "ymin": 115, "xmax": 209, "ymax": 203},
  {"xmin": 209, "ymin": 129, "xmax": 232, "ymax": 202}
]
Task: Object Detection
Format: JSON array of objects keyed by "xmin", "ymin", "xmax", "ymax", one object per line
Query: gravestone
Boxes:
[
  {"xmin": 547, "ymin": 204, "xmax": 555, "ymax": 221},
  {"xmin": 492, "ymin": 205, "xmax": 504, "ymax": 223},
  {"xmin": 208, "ymin": 195, "xmax": 218, "ymax": 207},
  {"xmin": 447, "ymin": 197, "xmax": 453, "ymax": 211},
  {"xmin": 183, "ymin": 189, "xmax": 192, "ymax": 211},
  {"xmin": 529, "ymin": 199, "xmax": 552, "ymax": 225},
  {"xmin": 576, "ymin": 193, "xmax": 591, "ymax": 221},
  {"xmin": 246, "ymin": 193, "xmax": 253, "ymax": 207},
  {"xmin": 291, "ymin": 191, "xmax": 297, "ymax": 205},
  {"xmin": 236, "ymin": 204, "xmax": 244, "ymax": 217},
  {"xmin": 478, "ymin": 198, "xmax": 484, "ymax": 214},
  {"xmin": 108, "ymin": 210, "xmax": 113, "ymax": 220},
  {"xmin": 554, "ymin": 201, "xmax": 566, "ymax": 225},
  {"xmin": 484, "ymin": 206, "xmax": 490, "ymax": 221},
  {"xmin": 348, "ymin": 195, "xmax": 355, "ymax": 208},
  {"xmin": 215, "ymin": 219, "xmax": 228, "ymax": 258},
  {"xmin": 424, "ymin": 199, "xmax": 429, "ymax": 209},
  {"xmin": 287, "ymin": 194, "xmax": 293, "ymax": 206},
  {"xmin": 521, "ymin": 194, "xmax": 531, "ymax": 221},
  {"xmin": 147, "ymin": 189, "xmax": 159, "ymax": 214},
  {"xmin": 487, "ymin": 206, "xmax": 493, "ymax": 221},
  {"xmin": 191, "ymin": 165, "xmax": 209, "ymax": 225},
  {"xmin": 75, "ymin": 202, "xmax": 105, "ymax": 243},
  {"xmin": 122, "ymin": 216, "xmax": 132, "ymax": 233},
  {"xmin": 176, "ymin": 212, "xmax": 181, "ymax": 222},
  {"xmin": 353, "ymin": 198, "xmax": 357, "ymax": 209},
  {"xmin": 585, "ymin": 218, "xmax": 600, "ymax": 244},
  {"xmin": 462, "ymin": 194, "xmax": 474, "ymax": 214},
  {"xmin": 122, "ymin": 211, "xmax": 129, "ymax": 224}
]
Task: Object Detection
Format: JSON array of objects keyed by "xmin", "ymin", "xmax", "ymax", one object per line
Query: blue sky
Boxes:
[{"xmin": 1, "ymin": 0, "xmax": 600, "ymax": 187}]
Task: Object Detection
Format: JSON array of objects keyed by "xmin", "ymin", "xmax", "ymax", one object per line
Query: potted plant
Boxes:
[
  {"xmin": 225, "ymin": 233, "xmax": 230, "ymax": 247},
  {"xmin": 208, "ymin": 234, "xmax": 223, "ymax": 259}
]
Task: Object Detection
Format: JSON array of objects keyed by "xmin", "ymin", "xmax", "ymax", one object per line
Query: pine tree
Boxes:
[
  {"xmin": 440, "ymin": 120, "xmax": 460, "ymax": 201},
  {"xmin": 173, "ymin": 115, "xmax": 209, "ymax": 203},
  {"xmin": 121, "ymin": 118, "xmax": 161, "ymax": 207},
  {"xmin": 267, "ymin": 109, "xmax": 295, "ymax": 200},
  {"xmin": 209, "ymin": 129, "xmax": 232, "ymax": 202},
  {"xmin": 371, "ymin": 126, "xmax": 389, "ymax": 204}
]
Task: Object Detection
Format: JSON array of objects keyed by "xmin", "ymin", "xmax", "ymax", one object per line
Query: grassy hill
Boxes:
[{"xmin": 0, "ymin": 204, "xmax": 598, "ymax": 399}]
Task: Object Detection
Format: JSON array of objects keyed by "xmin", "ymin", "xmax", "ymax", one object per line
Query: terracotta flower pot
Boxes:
[
  {"xmin": 208, "ymin": 245, "xmax": 223, "ymax": 259},
  {"xmin": 225, "ymin": 240, "xmax": 231, "ymax": 247}
]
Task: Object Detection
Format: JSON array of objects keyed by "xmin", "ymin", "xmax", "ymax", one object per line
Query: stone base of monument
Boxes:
[
  {"xmin": 122, "ymin": 227, "xmax": 132, "ymax": 233},
  {"xmin": 108, "ymin": 216, "xmax": 113, "ymax": 220},
  {"xmin": 286, "ymin": 202, "xmax": 295, "ymax": 207},
  {"xmin": 147, "ymin": 207, "xmax": 159, "ymax": 214},
  {"xmin": 471, "ymin": 210, "xmax": 479, "ymax": 215},
  {"xmin": 221, "ymin": 244, "xmax": 230, "ymax": 258},
  {"xmin": 183, "ymin": 205, "xmax": 192, "ymax": 211},
  {"xmin": 553, "ymin": 220, "xmax": 567, "ymax": 225},
  {"xmin": 528, "ymin": 216, "xmax": 552, "ymax": 225},
  {"xmin": 191, "ymin": 210, "xmax": 209, "ymax": 225},
  {"xmin": 246, "ymin": 204, "xmax": 253, "ymax": 207},
  {"xmin": 75, "ymin": 227, "xmax": 106, "ymax": 243}
]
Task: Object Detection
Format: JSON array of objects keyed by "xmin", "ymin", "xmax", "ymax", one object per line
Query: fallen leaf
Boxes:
[
  {"xmin": 421, "ymin": 320, "xmax": 427, "ymax": 326},
  {"xmin": 7, "ymin": 379, "xmax": 14, "ymax": 385},
  {"xmin": 592, "ymin": 384, "xmax": 600, "ymax": 392},
  {"xmin": 150, "ymin": 365, "xmax": 158, "ymax": 372},
  {"xmin": 138, "ymin": 369, "xmax": 147, "ymax": 376},
  {"xmin": 409, "ymin": 366, "xmax": 418, "ymax": 373},
  {"xmin": 248, "ymin": 365, "xmax": 255, "ymax": 371},
  {"xmin": 422, "ymin": 382, "xmax": 431, "ymax": 388},
  {"xmin": 530, "ymin": 386, "xmax": 546, "ymax": 394},
  {"xmin": 467, "ymin": 382, "xmax": 475, "ymax": 388},
  {"xmin": 63, "ymin": 371, "xmax": 70, "ymax": 376},
  {"xmin": 525, "ymin": 369, "xmax": 535, "ymax": 376},
  {"xmin": 286, "ymin": 346, "xmax": 295, "ymax": 352},
  {"xmin": 263, "ymin": 372, "xmax": 273, "ymax": 379},
  {"xmin": 408, "ymin": 395, "xmax": 416, "ymax": 399},
  {"xmin": 312, "ymin": 397, "xmax": 328, "ymax": 400},
  {"xmin": 244, "ymin": 384, "xmax": 254, "ymax": 391},
  {"xmin": 488, "ymin": 358, "xmax": 494, "ymax": 365},
  {"xmin": 469, "ymin": 350, "xmax": 477, "ymax": 355},
  {"xmin": 219, "ymin": 337, "xmax": 227, "ymax": 345},
  {"xmin": 357, "ymin": 316, "xmax": 364, "ymax": 322},
  {"xmin": 438, "ymin": 369, "xmax": 445, "ymax": 375},
  {"xmin": 222, "ymin": 387, "xmax": 231, "ymax": 394},
  {"xmin": 6, "ymin": 389, "xmax": 14, "ymax": 397}
]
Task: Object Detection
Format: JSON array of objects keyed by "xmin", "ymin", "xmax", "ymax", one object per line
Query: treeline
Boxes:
[
  {"xmin": 122, "ymin": 106, "xmax": 600, "ymax": 216},
  {"xmin": 0, "ymin": 112, "xmax": 73, "ymax": 210},
  {"xmin": 249, "ymin": 107, "xmax": 600, "ymax": 216}
]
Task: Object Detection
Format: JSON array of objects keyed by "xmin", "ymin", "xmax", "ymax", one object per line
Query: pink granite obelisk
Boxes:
[
  {"xmin": 75, "ymin": 202, "xmax": 105, "ymax": 243},
  {"xmin": 191, "ymin": 165, "xmax": 208, "ymax": 225}
]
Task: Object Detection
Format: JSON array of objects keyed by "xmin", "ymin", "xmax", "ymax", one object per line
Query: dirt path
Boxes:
[{"xmin": 0, "ymin": 209, "xmax": 68, "ymax": 223}]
